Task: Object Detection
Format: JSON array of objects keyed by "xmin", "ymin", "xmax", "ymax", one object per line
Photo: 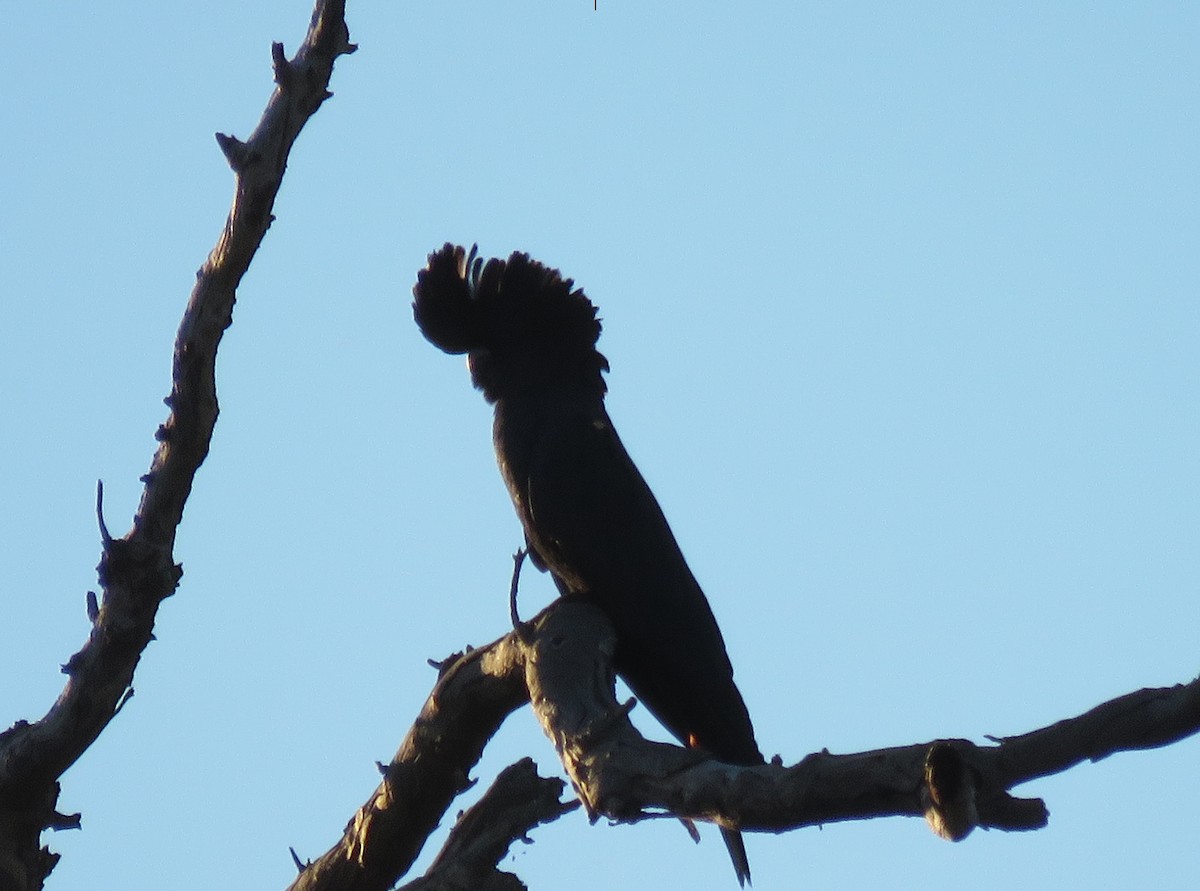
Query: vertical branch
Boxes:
[{"xmin": 0, "ymin": 3, "xmax": 355, "ymax": 888}]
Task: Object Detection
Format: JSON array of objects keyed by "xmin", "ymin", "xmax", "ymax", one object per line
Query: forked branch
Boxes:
[{"xmin": 289, "ymin": 600, "xmax": 1200, "ymax": 890}]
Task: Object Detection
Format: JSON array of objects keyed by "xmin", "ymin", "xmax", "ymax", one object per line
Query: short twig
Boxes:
[
  {"xmin": 509, "ymin": 548, "xmax": 533, "ymax": 642},
  {"xmin": 95, "ymin": 480, "xmax": 112, "ymax": 546}
]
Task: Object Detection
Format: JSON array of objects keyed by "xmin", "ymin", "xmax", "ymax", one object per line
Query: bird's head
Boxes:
[{"xmin": 413, "ymin": 243, "xmax": 609, "ymax": 403}]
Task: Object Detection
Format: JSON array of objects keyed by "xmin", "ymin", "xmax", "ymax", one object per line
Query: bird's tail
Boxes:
[{"xmin": 721, "ymin": 827, "xmax": 752, "ymax": 887}]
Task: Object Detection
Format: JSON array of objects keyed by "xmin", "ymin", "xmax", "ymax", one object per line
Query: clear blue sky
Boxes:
[{"xmin": 2, "ymin": 3, "xmax": 1197, "ymax": 888}]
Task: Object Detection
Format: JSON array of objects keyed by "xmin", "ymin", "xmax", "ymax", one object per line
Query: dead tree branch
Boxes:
[
  {"xmin": 399, "ymin": 758, "xmax": 577, "ymax": 891},
  {"xmin": 525, "ymin": 602, "xmax": 1200, "ymax": 840},
  {"xmin": 286, "ymin": 631, "xmax": 532, "ymax": 891},
  {"xmin": 291, "ymin": 599, "xmax": 1199, "ymax": 889},
  {"xmin": 0, "ymin": 3, "xmax": 354, "ymax": 888}
]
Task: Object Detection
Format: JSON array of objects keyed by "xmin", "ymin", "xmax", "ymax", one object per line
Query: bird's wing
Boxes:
[{"xmin": 522, "ymin": 407, "xmax": 760, "ymax": 765}]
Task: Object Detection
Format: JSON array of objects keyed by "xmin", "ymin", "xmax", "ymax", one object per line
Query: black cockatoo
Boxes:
[{"xmin": 413, "ymin": 243, "xmax": 763, "ymax": 885}]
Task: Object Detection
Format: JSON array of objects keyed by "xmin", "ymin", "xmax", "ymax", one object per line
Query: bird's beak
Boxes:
[{"xmin": 467, "ymin": 348, "xmax": 492, "ymax": 384}]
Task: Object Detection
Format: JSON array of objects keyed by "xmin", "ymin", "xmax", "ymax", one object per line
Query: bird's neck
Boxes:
[{"xmin": 491, "ymin": 388, "xmax": 603, "ymax": 513}]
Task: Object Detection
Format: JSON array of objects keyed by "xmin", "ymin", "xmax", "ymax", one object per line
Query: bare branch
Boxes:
[
  {"xmin": 291, "ymin": 598, "xmax": 1197, "ymax": 887},
  {"xmin": 285, "ymin": 634, "xmax": 531, "ymax": 891},
  {"xmin": 992, "ymin": 679, "xmax": 1200, "ymax": 784},
  {"xmin": 521, "ymin": 602, "xmax": 1200, "ymax": 842},
  {"xmin": 0, "ymin": 2, "xmax": 354, "ymax": 887},
  {"xmin": 399, "ymin": 758, "xmax": 578, "ymax": 891},
  {"xmin": 136, "ymin": 0, "xmax": 354, "ymax": 550}
]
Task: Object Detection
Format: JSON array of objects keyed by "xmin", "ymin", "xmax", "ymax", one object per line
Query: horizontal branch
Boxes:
[
  {"xmin": 522, "ymin": 602, "xmax": 1200, "ymax": 842},
  {"xmin": 993, "ymin": 678, "xmax": 1200, "ymax": 785}
]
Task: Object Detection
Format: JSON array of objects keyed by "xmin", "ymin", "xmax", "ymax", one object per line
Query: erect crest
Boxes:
[{"xmin": 413, "ymin": 244, "xmax": 609, "ymax": 400}]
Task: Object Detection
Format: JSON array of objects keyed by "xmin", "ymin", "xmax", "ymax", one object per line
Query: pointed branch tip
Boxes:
[
  {"xmin": 214, "ymin": 132, "xmax": 257, "ymax": 172},
  {"xmin": 271, "ymin": 42, "xmax": 296, "ymax": 88},
  {"xmin": 96, "ymin": 480, "xmax": 112, "ymax": 545}
]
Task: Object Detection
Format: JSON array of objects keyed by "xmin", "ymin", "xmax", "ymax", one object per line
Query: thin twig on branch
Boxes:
[{"xmin": 0, "ymin": 3, "xmax": 354, "ymax": 888}]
